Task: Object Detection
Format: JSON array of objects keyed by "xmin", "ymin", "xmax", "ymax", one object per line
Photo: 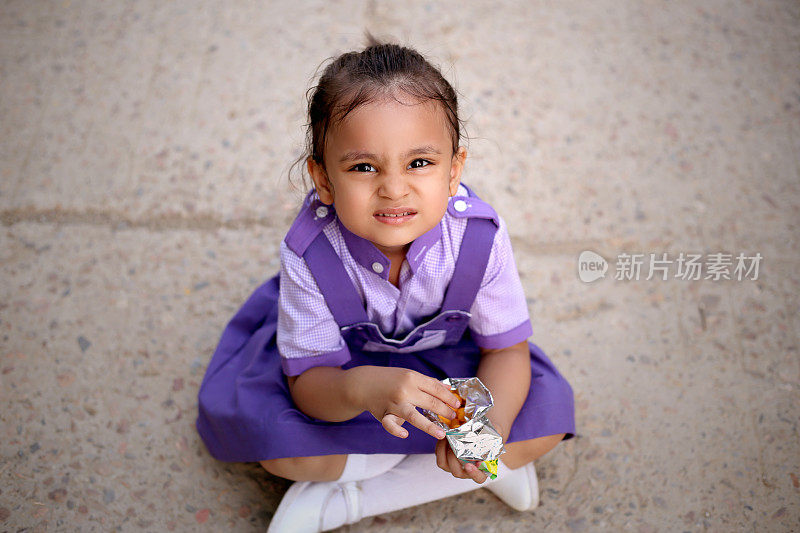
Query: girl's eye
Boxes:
[
  {"xmin": 350, "ymin": 163, "xmax": 376, "ymax": 173},
  {"xmin": 409, "ymin": 159, "xmax": 431, "ymax": 169}
]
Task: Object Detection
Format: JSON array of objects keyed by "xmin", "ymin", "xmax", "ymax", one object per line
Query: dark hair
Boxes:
[{"xmin": 289, "ymin": 32, "xmax": 467, "ymax": 190}]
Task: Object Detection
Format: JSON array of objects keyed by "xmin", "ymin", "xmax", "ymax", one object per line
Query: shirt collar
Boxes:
[
  {"xmin": 337, "ymin": 217, "xmax": 442, "ymax": 278},
  {"xmin": 406, "ymin": 222, "xmax": 442, "ymax": 273}
]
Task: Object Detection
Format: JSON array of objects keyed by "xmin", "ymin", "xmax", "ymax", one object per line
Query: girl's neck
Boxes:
[
  {"xmin": 374, "ymin": 242, "xmax": 409, "ymax": 261},
  {"xmin": 378, "ymin": 244, "xmax": 409, "ymax": 289}
]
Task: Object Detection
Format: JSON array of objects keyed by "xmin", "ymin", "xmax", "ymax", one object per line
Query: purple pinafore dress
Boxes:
[{"xmin": 196, "ymin": 188, "xmax": 575, "ymax": 462}]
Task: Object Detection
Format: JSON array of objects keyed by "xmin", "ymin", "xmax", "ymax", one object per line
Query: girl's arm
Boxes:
[
  {"xmin": 475, "ymin": 340, "xmax": 531, "ymax": 440},
  {"xmin": 286, "ymin": 367, "xmax": 363, "ymax": 422},
  {"xmin": 287, "ymin": 365, "xmax": 461, "ymax": 440}
]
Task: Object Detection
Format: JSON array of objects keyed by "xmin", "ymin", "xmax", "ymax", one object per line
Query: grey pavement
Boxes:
[{"xmin": 1, "ymin": 1, "xmax": 798, "ymax": 531}]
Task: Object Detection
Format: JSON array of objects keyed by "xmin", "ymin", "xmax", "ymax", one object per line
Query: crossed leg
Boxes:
[
  {"xmin": 260, "ymin": 454, "xmax": 347, "ymax": 482},
  {"xmin": 500, "ymin": 432, "xmax": 567, "ymax": 470}
]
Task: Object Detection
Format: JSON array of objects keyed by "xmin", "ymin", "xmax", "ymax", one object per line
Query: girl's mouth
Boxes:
[{"xmin": 374, "ymin": 208, "xmax": 417, "ymax": 225}]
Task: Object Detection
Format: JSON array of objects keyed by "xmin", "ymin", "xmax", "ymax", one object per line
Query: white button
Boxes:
[
  {"xmin": 315, "ymin": 206, "xmax": 329, "ymax": 218},
  {"xmin": 453, "ymin": 199, "xmax": 468, "ymax": 212},
  {"xmin": 371, "ymin": 262, "xmax": 385, "ymax": 274}
]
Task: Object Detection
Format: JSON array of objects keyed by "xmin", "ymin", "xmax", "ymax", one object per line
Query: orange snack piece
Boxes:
[{"xmin": 438, "ymin": 390, "xmax": 469, "ymax": 429}]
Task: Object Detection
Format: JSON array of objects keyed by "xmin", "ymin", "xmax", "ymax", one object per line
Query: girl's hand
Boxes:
[
  {"xmin": 347, "ymin": 366, "xmax": 461, "ymax": 440},
  {"xmin": 434, "ymin": 438, "xmax": 488, "ymax": 484}
]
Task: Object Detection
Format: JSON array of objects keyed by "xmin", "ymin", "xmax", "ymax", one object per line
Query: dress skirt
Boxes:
[{"xmin": 196, "ymin": 274, "xmax": 576, "ymax": 462}]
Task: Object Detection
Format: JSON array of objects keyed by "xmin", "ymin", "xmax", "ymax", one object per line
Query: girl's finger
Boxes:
[
  {"xmin": 415, "ymin": 391, "xmax": 457, "ymax": 420},
  {"xmin": 399, "ymin": 405, "xmax": 446, "ymax": 439},
  {"xmin": 420, "ymin": 377, "xmax": 462, "ymax": 410},
  {"xmin": 464, "ymin": 462, "xmax": 488, "ymax": 484},
  {"xmin": 434, "ymin": 440, "xmax": 450, "ymax": 472},
  {"xmin": 380, "ymin": 414, "xmax": 409, "ymax": 439},
  {"xmin": 446, "ymin": 446, "xmax": 469, "ymax": 479}
]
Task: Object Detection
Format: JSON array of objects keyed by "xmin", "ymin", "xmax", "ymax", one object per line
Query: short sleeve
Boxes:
[
  {"xmin": 277, "ymin": 240, "xmax": 351, "ymax": 376},
  {"xmin": 468, "ymin": 216, "xmax": 533, "ymax": 349}
]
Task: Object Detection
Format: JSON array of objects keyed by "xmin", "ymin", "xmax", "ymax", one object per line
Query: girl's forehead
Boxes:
[{"xmin": 328, "ymin": 96, "xmax": 450, "ymax": 151}]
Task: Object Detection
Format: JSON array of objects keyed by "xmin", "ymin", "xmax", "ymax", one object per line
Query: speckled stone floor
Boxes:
[{"xmin": 1, "ymin": 1, "xmax": 798, "ymax": 531}]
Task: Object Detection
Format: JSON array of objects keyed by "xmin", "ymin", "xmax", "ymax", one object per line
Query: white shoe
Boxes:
[
  {"xmin": 267, "ymin": 480, "xmax": 362, "ymax": 533},
  {"xmin": 486, "ymin": 462, "xmax": 539, "ymax": 511}
]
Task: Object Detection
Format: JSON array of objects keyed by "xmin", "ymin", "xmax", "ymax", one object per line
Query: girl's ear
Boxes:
[
  {"xmin": 448, "ymin": 146, "xmax": 467, "ymax": 196},
  {"xmin": 307, "ymin": 156, "xmax": 334, "ymax": 205}
]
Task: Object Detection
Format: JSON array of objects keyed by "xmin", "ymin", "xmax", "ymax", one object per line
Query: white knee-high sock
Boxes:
[
  {"xmin": 336, "ymin": 453, "xmax": 407, "ymax": 482},
  {"xmin": 355, "ymin": 453, "xmax": 482, "ymax": 518},
  {"xmin": 320, "ymin": 453, "xmax": 407, "ymax": 530},
  {"xmin": 322, "ymin": 455, "xmax": 534, "ymax": 530},
  {"xmin": 322, "ymin": 453, "xmax": 480, "ymax": 530},
  {"xmin": 484, "ymin": 458, "xmax": 538, "ymax": 511}
]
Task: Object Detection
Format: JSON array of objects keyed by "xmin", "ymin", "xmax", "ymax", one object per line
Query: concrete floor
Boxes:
[{"xmin": 1, "ymin": 1, "xmax": 798, "ymax": 531}]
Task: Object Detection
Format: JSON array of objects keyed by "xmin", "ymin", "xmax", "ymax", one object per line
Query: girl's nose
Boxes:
[{"xmin": 377, "ymin": 170, "xmax": 409, "ymax": 200}]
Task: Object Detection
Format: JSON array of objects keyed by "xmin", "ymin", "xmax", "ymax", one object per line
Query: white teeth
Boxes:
[{"xmin": 377, "ymin": 212, "xmax": 412, "ymax": 217}]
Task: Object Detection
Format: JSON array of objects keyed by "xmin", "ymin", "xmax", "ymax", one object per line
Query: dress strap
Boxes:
[
  {"xmin": 284, "ymin": 190, "xmax": 369, "ymax": 328},
  {"xmin": 303, "ymin": 232, "xmax": 369, "ymax": 327},
  {"xmin": 284, "ymin": 190, "xmax": 335, "ymax": 257},
  {"xmin": 440, "ymin": 192, "xmax": 500, "ymax": 313}
]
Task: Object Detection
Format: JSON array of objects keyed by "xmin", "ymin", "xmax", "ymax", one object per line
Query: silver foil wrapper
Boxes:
[{"xmin": 423, "ymin": 377, "xmax": 506, "ymax": 462}]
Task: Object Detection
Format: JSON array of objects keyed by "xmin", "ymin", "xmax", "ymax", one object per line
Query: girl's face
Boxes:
[{"xmin": 308, "ymin": 94, "xmax": 467, "ymax": 258}]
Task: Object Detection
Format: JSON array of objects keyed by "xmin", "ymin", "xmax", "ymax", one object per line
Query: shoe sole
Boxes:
[{"xmin": 267, "ymin": 481, "xmax": 313, "ymax": 533}]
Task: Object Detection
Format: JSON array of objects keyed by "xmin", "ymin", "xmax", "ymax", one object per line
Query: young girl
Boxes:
[{"xmin": 197, "ymin": 35, "xmax": 575, "ymax": 532}]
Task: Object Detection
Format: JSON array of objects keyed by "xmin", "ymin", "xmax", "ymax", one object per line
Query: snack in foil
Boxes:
[{"xmin": 423, "ymin": 377, "xmax": 505, "ymax": 479}]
